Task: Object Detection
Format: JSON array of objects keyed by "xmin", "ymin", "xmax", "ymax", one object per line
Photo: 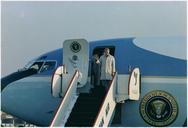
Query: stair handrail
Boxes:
[
  {"xmin": 50, "ymin": 70, "xmax": 79, "ymax": 127},
  {"xmin": 93, "ymin": 72, "xmax": 117, "ymax": 127}
]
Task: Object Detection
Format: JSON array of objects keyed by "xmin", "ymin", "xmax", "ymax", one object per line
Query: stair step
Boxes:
[
  {"xmin": 67, "ymin": 118, "xmax": 96, "ymax": 124},
  {"xmin": 71, "ymin": 107, "xmax": 99, "ymax": 112},
  {"xmin": 69, "ymin": 115, "xmax": 97, "ymax": 120},
  {"xmin": 70, "ymin": 110, "xmax": 97, "ymax": 114},
  {"xmin": 67, "ymin": 116, "xmax": 95, "ymax": 121},
  {"xmin": 78, "ymin": 96, "xmax": 103, "ymax": 100},
  {"xmin": 73, "ymin": 103, "xmax": 101, "ymax": 108},
  {"xmin": 65, "ymin": 122, "xmax": 93, "ymax": 127},
  {"xmin": 65, "ymin": 121, "xmax": 93, "ymax": 126},
  {"xmin": 67, "ymin": 120, "xmax": 94, "ymax": 123},
  {"xmin": 69, "ymin": 113, "xmax": 96, "ymax": 116},
  {"xmin": 74, "ymin": 99, "xmax": 101, "ymax": 103},
  {"xmin": 66, "ymin": 116, "xmax": 95, "ymax": 126},
  {"xmin": 78, "ymin": 96, "xmax": 104, "ymax": 100}
]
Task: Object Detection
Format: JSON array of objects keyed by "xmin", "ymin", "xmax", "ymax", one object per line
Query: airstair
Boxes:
[
  {"xmin": 51, "ymin": 71, "xmax": 117, "ymax": 127},
  {"xmin": 66, "ymin": 72, "xmax": 117, "ymax": 127},
  {"xmin": 50, "ymin": 39, "xmax": 141, "ymax": 127},
  {"xmin": 65, "ymin": 86, "xmax": 106, "ymax": 126}
]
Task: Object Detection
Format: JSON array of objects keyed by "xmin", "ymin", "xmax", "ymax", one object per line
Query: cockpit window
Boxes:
[
  {"xmin": 40, "ymin": 61, "xmax": 56, "ymax": 72},
  {"xmin": 29, "ymin": 62, "xmax": 44, "ymax": 72},
  {"xmin": 23, "ymin": 61, "xmax": 34, "ymax": 70}
]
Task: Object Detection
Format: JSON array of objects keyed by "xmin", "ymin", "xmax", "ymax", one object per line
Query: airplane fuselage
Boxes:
[{"xmin": 1, "ymin": 37, "xmax": 187, "ymax": 126}]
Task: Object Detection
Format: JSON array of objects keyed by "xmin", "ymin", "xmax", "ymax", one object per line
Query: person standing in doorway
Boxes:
[
  {"xmin": 91, "ymin": 54, "xmax": 101, "ymax": 87},
  {"xmin": 99, "ymin": 48, "xmax": 116, "ymax": 90}
]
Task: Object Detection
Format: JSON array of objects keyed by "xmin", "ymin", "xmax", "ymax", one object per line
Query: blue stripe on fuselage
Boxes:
[{"xmin": 36, "ymin": 38, "xmax": 186, "ymax": 77}]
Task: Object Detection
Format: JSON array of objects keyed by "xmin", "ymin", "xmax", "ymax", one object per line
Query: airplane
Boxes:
[{"xmin": 1, "ymin": 37, "xmax": 187, "ymax": 127}]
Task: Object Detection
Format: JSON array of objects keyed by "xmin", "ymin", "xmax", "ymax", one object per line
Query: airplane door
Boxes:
[
  {"xmin": 128, "ymin": 68, "xmax": 141, "ymax": 100},
  {"xmin": 63, "ymin": 39, "xmax": 89, "ymax": 87}
]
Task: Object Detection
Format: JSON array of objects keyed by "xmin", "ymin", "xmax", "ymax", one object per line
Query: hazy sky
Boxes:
[{"xmin": 1, "ymin": 1, "xmax": 187, "ymax": 76}]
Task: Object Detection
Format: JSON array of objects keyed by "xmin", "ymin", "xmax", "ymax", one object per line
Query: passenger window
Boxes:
[
  {"xmin": 29, "ymin": 62, "xmax": 44, "ymax": 72},
  {"xmin": 40, "ymin": 61, "xmax": 56, "ymax": 72}
]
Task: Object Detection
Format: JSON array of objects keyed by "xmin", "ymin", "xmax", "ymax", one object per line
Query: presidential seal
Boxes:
[
  {"xmin": 140, "ymin": 90, "xmax": 178, "ymax": 126},
  {"xmin": 70, "ymin": 41, "xmax": 81, "ymax": 53}
]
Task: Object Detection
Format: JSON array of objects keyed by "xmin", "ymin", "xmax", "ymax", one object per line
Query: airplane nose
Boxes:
[
  {"xmin": 1, "ymin": 69, "xmax": 38, "ymax": 91},
  {"xmin": 1, "ymin": 76, "xmax": 61, "ymax": 126}
]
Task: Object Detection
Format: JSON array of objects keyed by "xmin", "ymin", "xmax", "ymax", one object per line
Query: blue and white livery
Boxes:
[{"xmin": 1, "ymin": 37, "xmax": 187, "ymax": 127}]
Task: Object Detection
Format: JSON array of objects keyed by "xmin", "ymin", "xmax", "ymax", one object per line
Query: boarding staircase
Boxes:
[
  {"xmin": 50, "ymin": 71, "xmax": 118, "ymax": 127},
  {"xmin": 65, "ymin": 86, "xmax": 106, "ymax": 126}
]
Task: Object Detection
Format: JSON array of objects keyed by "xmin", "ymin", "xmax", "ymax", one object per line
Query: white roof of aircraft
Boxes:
[{"xmin": 133, "ymin": 37, "xmax": 186, "ymax": 60}]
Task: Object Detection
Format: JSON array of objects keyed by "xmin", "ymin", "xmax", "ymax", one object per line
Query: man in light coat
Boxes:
[{"xmin": 99, "ymin": 48, "xmax": 116, "ymax": 90}]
